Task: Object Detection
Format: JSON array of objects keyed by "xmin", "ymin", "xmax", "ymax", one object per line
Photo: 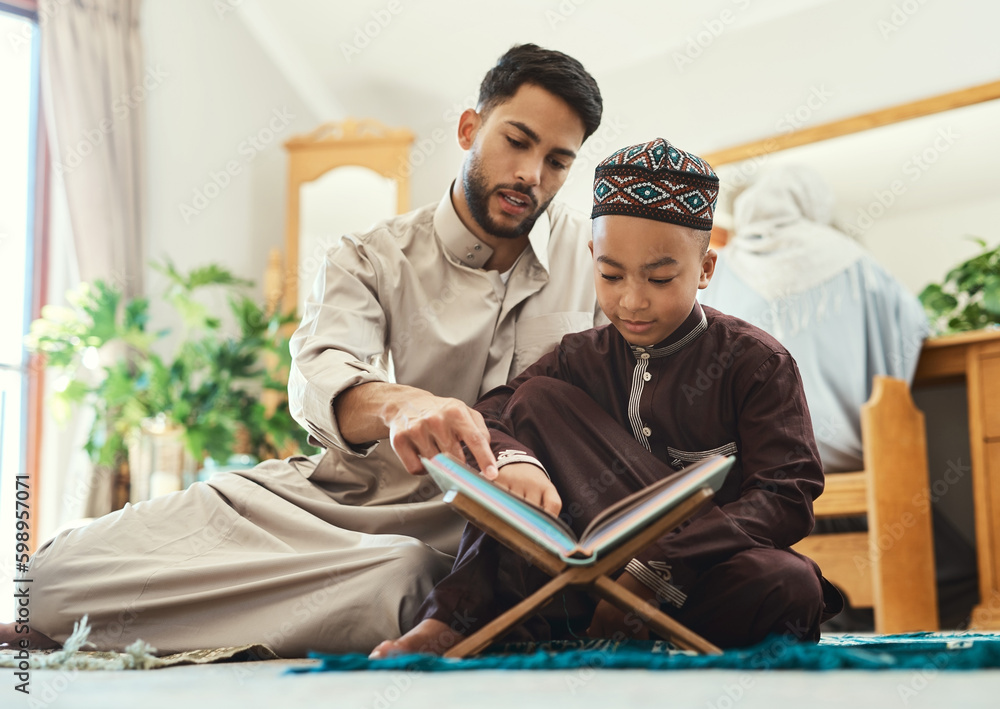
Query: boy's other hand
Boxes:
[
  {"xmin": 586, "ymin": 571, "xmax": 655, "ymax": 640},
  {"xmin": 492, "ymin": 462, "xmax": 562, "ymax": 516}
]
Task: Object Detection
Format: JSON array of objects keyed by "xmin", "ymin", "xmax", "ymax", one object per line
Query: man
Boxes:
[{"xmin": 11, "ymin": 44, "xmax": 604, "ymax": 656}]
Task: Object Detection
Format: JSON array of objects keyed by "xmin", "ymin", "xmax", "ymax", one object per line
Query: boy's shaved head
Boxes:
[{"xmin": 689, "ymin": 226, "xmax": 711, "ymax": 253}]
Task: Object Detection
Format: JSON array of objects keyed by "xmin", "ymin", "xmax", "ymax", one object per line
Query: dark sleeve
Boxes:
[
  {"xmin": 469, "ymin": 342, "xmax": 576, "ymax": 468},
  {"xmin": 635, "ymin": 352, "xmax": 824, "ymax": 589}
]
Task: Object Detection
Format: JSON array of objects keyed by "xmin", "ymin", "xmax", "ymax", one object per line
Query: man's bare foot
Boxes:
[
  {"xmin": 369, "ymin": 618, "xmax": 463, "ymax": 659},
  {"xmin": 0, "ymin": 622, "xmax": 61, "ymax": 650}
]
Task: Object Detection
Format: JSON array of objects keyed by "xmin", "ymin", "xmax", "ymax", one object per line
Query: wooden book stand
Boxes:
[{"xmin": 441, "ymin": 487, "xmax": 723, "ymax": 658}]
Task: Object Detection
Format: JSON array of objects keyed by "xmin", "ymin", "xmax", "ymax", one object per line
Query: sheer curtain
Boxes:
[{"xmin": 38, "ymin": 0, "xmax": 146, "ymax": 527}]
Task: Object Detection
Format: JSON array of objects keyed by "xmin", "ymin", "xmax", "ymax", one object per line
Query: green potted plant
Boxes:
[
  {"xmin": 919, "ymin": 237, "xmax": 1000, "ymax": 336},
  {"xmin": 25, "ymin": 260, "xmax": 316, "ymax": 505}
]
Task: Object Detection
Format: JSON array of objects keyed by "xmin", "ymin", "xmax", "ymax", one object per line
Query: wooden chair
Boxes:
[{"xmin": 793, "ymin": 376, "xmax": 939, "ymax": 633}]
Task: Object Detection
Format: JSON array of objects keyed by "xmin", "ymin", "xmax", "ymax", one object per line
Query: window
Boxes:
[{"xmin": 0, "ymin": 6, "xmax": 39, "ymax": 623}]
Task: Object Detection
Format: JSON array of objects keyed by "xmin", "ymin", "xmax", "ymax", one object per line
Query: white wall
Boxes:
[
  {"xmin": 557, "ymin": 0, "xmax": 1000, "ymax": 220},
  {"xmin": 862, "ymin": 198, "xmax": 1000, "ymax": 296},
  {"xmin": 141, "ymin": 0, "xmax": 320, "ymax": 334},
  {"xmin": 141, "ymin": 0, "xmax": 1000, "ymax": 300}
]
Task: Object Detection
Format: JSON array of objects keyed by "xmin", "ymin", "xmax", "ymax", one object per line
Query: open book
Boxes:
[{"xmin": 422, "ymin": 453, "xmax": 734, "ymax": 566}]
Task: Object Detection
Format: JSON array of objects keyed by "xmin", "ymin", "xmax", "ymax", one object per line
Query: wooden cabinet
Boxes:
[{"xmin": 916, "ymin": 328, "xmax": 1000, "ymax": 629}]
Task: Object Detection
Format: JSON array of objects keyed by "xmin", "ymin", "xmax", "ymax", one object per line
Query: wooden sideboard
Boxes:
[{"xmin": 915, "ymin": 327, "xmax": 1000, "ymax": 629}]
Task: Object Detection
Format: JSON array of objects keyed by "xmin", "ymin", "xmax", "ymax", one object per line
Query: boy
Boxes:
[{"xmin": 372, "ymin": 139, "xmax": 842, "ymax": 657}]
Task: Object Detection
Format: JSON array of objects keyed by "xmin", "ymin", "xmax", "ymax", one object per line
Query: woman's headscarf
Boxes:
[{"xmin": 723, "ymin": 165, "xmax": 867, "ymax": 302}]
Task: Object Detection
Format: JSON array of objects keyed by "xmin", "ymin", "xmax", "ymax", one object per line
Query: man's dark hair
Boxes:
[{"xmin": 478, "ymin": 44, "xmax": 603, "ymax": 141}]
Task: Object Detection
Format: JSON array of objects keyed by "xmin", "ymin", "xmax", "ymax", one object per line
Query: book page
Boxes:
[
  {"xmin": 422, "ymin": 455, "xmax": 582, "ymax": 557},
  {"xmin": 576, "ymin": 456, "xmax": 734, "ymax": 558},
  {"xmin": 578, "ymin": 467, "xmax": 689, "ymax": 539}
]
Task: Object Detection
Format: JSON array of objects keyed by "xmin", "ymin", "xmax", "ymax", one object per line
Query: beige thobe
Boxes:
[{"xmin": 29, "ymin": 192, "xmax": 601, "ymax": 656}]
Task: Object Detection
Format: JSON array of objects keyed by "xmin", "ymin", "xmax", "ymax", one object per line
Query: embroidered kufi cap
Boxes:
[{"xmin": 592, "ymin": 138, "xmax": 719, "ymax": 231}]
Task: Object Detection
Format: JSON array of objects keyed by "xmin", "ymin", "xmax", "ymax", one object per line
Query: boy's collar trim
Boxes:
[{"xmin": 629, "ymin": 303, "xmax": 707, "ymax": 359}]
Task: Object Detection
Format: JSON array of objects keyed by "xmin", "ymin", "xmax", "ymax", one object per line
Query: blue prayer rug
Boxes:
[{"xmin": 294, "ymin": 633, "xmax": 1000, "ymax": 672}]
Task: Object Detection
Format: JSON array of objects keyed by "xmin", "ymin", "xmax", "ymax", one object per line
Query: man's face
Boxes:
[
  {"xmin": 459, "ymin": 84, "xmax": 586, "ymax": 240},
  {"xmin": 590, "ymin": 215, "xmax": 717, "ymax": 347}
]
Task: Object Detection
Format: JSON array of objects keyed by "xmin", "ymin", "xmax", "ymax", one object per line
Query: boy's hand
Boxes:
[
  {"xmin": 491, "ymin": 462, "xmax": 562, "ymax": 516},
  {"xmin": 586, "ymin": 571, "xmax": 655, "ymax": 640}
]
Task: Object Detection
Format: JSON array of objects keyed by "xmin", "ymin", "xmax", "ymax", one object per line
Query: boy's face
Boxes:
[
  {"xmin": 456, "ymin": 83, "xmax": 586, "ymax": 240},
  {"xmin": 590, "ymin": 215, "xmax": 717, "ymax": 347}
]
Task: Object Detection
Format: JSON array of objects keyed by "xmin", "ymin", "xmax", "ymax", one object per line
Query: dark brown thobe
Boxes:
[{"xmin": 416, "ymin": 302, "xmax": 843, "ymax": 648}]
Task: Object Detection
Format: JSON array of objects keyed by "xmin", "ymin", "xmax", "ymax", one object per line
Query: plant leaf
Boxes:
[
  {"xmin": 918, "ymin": 283, "xmax": 958, "ymax": 315},
  {"xmin": 983, "ymin": 275, "xmax": 1000, "ymax": 316},
  {"xmin": 965, "ymin": 235, "xmax": 989, "ymax": 251},
  {"xmin": 182, "ymin": 264, "xmax": 254, "ymax": 291}
]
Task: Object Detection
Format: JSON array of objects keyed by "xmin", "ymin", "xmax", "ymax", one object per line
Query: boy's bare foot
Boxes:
[
  {"xmin": 368, "ymin": 619, "xmax": 463, "ymax": 659},
  {"xmin": 0, "ymin": 622, "xmax": 61, "ymax": 650}
]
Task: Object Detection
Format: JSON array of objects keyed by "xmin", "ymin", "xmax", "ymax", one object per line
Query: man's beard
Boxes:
[{"xmin": 462, "ymin": 151, "xmax": 551, "ymax": 240}]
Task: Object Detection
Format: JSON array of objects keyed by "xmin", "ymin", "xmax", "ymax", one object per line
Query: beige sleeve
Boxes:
[{"xmin": 287, "ymin": 235, "xmax": 390, "ymax": 455}]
